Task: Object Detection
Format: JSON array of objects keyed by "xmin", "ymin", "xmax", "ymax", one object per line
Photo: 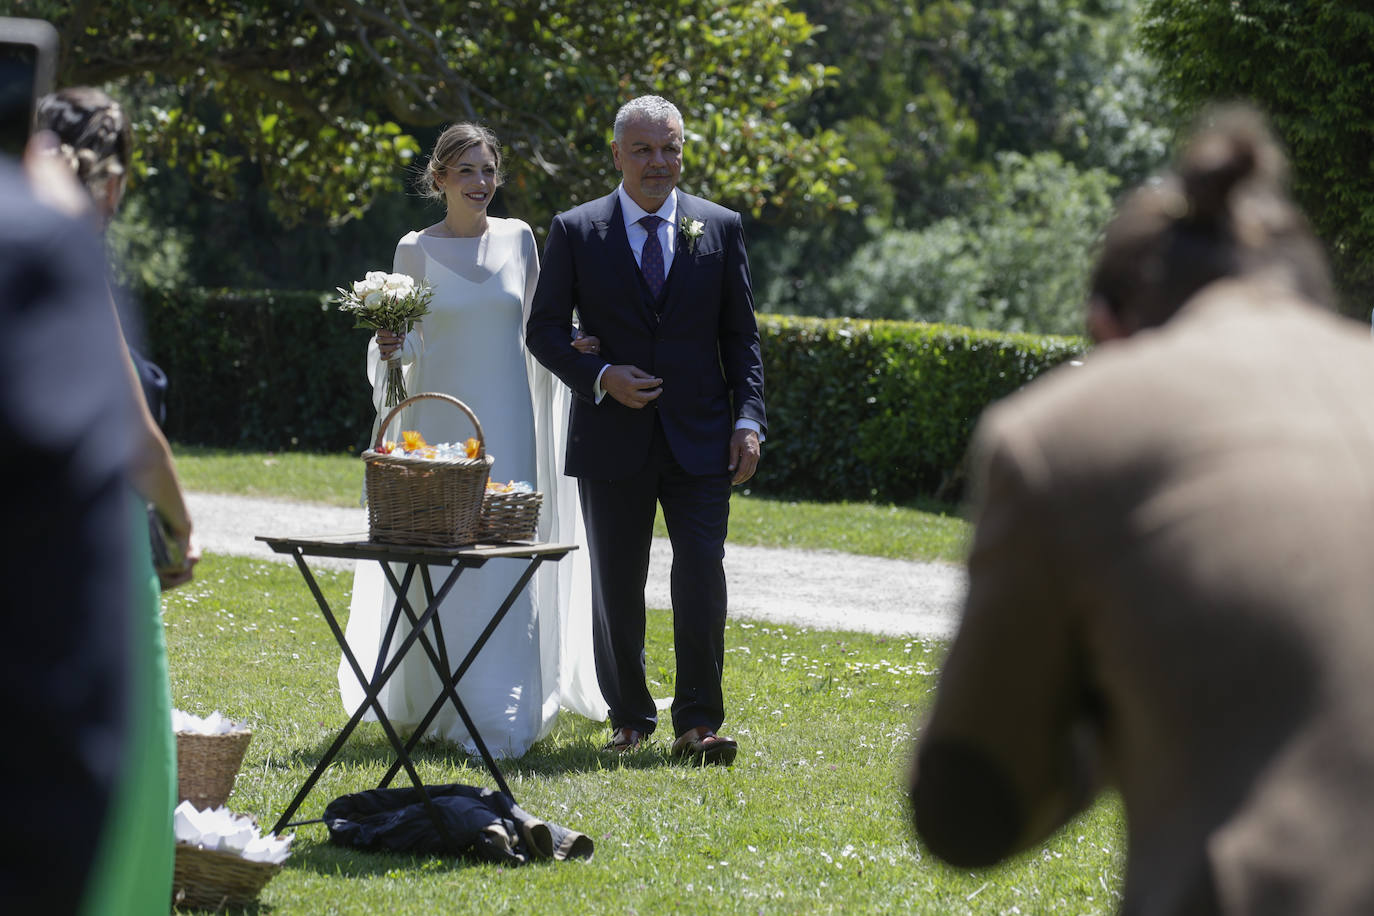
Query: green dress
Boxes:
[{"xmin": 79, "ymin": 495, "xmax": 176, "ymax": 914}]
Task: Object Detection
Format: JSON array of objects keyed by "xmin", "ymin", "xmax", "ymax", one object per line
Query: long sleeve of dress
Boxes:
[
  {"xmin": 519, "ymin": 223, "xmax": 608, "ymax": 720},
  {"xmin": 367, "ymin": 236, "xmax": 427, "ymax": 443}
]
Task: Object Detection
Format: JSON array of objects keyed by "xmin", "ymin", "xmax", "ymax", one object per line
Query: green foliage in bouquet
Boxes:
[{"xmin": 752, "ymin": 315, "xmax": 1086, "ymax": 502}]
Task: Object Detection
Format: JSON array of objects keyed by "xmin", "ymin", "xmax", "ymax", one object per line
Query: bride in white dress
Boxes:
[{"xmin": 338, "ymin": 123, "xmax": 606, "ymax": 756}]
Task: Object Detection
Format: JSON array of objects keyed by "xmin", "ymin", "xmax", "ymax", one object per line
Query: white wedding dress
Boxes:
[{"xmin": 338, "ymin": 217, "xmax": 606, "ymax": 757}]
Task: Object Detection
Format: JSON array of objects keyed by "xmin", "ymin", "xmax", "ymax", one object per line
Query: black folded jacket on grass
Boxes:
[{"xmin": 323, "ymin": 784, "xmax": 594, "ymax": 865}]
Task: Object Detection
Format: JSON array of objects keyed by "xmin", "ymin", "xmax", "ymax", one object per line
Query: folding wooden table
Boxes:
[{"xmin": 257, "ymin": 534, "xmax": 576, "ymax": 841}]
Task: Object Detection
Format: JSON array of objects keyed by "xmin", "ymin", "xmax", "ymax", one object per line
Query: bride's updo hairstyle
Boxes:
[
  {"xmin": 420, "ymin": 122, "xmax": 503, "ymax": 202},
  {"xmin": 36, "ymin": 86, "xmax": 133, "ymax": 215},
  {"xmin": 1089, "ymin": 105, "xmax": 1333, "ymax": 332}
]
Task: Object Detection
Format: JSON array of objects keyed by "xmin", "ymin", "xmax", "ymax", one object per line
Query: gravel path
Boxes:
[{"xmin": 187, "ymin": 491, "xmax": 967, "ymax": 639}]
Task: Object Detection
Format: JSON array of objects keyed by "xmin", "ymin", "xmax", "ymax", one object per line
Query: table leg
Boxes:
[
  {"xmin": 377, "ymin": 563, "xmax": 455, "ymax": 785},
  {"xmin": 378, "ymin": 560, "xmax": 505, "ymax": 793},
  {"xmin": 270, "ymin": 552, "xmax": 460, "ymax": 845},
  {"xmin": 379, "ymin": 556, "xmax": 547, "ymax": 799},
  {"xmin": 374, "ymin": 559, "xmax": 486, "ymax": 773}
]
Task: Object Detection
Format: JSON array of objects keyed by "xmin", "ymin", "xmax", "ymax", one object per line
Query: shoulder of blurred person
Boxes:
[
  {"xmin": 0, "ymin": 153, "xmax": 140, "ymax": 913},
  {"xmin": 973, "ymin": 266, "xmax": 1371, "ymax": 486},
  {"xmin": 0, "ymin": 155, "xmax": 136, "ymax": 476}
]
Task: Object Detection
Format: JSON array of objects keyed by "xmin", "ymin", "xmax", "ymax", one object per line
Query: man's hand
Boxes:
[
  {"xmin": 728, "ymin": 428, "xmax": 761, "ymax": 484},
  {"xmin": 602, "ymin": 365, "xmax": 663, "ymax": 408}
]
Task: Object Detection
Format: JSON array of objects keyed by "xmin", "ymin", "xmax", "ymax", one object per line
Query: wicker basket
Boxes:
[
  {"xmin": 172, "ymin": 843, "xmax": 282, "ymax": 910},
  {"xmin": 478, "ymin": 489, "xmax": 543, "ymax": 543},
  {"xmin": 363, "ymin": 393, "xmax": 495, "ymax": 547},
  {"xmin": 176, "ymin": 730, "xmax": 252, "ymax": 811}
]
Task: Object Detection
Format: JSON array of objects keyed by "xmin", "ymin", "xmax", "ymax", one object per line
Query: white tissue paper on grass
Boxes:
[
  {"xmin": 174, "ymin": 801, "xmax": 292, "ymax": 864},
  {"xmin": 173, "ymin": 708, "xmax": 249, "ymax": 735}
]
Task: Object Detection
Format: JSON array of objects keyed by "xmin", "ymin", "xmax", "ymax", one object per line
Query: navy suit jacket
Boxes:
[{"xmin": 526, "ymin": 190, "xmax": 765, "ymax": 479}]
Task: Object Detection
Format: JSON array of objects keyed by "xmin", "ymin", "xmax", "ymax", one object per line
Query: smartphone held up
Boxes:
[{"xmin": 0, "ymin": 17, "xmax": 58, "ymax": 159}]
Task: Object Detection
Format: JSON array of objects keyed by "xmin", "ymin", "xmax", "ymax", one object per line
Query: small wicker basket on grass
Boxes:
[
  {"xmin": 172, "ymin": 843, "xmax": 282, "ymax": 910},
  {"xmin": 478, "ymin": 489, "xmax": 542, "ymax": 543},
  {"xmin": 175, "ymin": 730, "xmax": 252, "ymax": 811},
  {"xmin": 363, "ymin": 392, "xmax": 494, "ymax": 547}
]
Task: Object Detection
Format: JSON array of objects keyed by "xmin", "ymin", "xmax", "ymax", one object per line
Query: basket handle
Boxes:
[{"xmin": 373, "ymin": 392, "xmax": 486, "ymax": 457}]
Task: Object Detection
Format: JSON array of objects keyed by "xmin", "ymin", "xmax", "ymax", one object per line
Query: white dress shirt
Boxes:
[{"xmin": 619, "ymin": 184, "xmax": 679, "ymax": 277}]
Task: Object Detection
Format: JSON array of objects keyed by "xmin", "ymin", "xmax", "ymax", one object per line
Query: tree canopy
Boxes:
[
  {"xmin": 1140, "ymin": 0, "xmax": 1374, "ymax": 307},
  {"xmin": 754, "ymin": 0, "xmax": 1163, "ymax": 326},
  {"xmin": 790, "ymin": 0, "xmax": 1165, "ymax": 226},
  {"xmin": 826, "ymin": 151, "xmax": 1118, "ymax": 335},
  {"xmin": 34, "ymin": 0, "xmax": 853, "ymax": 226}
]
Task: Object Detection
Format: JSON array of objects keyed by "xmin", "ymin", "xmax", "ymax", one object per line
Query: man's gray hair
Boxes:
[{"xmin": 613, "ymin": 95, "xmax": 685, "ymax": 145}]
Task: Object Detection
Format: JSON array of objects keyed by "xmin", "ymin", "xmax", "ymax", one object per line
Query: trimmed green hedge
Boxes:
[
  {"xmin": 757, "ymin": 316, "xmax": 1086, "ymax": 502},
  {"xmin": 143, "ymin": 290, "xmax": 1087, "ymax": 500},
  {"xmin": 143, "ymin": 288, "xmax": 374, "ymax": 452}
]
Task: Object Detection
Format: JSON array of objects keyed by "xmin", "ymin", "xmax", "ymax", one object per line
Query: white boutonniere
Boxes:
[{"xmin": 680, "ymin": 216, "xmax": 706, "ymax": 253}]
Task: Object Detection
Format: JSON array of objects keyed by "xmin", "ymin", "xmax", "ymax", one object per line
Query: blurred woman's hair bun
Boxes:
[
  {"xmin": 1178, "ymin": 105, "xmax": 1287, "ymax": 230},
  {"xmin": 1089, "ymin": 103, "xmax": 1332, "ymax": 330}
]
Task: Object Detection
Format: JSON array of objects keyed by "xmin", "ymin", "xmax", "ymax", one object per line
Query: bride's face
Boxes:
[{"xmin": 437, "ymin": 144, "xmax": 499, "ymax": 217}]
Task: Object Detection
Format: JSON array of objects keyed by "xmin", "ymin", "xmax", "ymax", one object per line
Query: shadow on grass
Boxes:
[
  {"xmin": 267, "ymin": 714, "xmax": 680, "ymax": 787},
  {"xmin": 284, "ymin": 839, "xmax": 523, "ymax": 879},
  {"xmin": 174, "ymin": 902, "xmax": 274, "ymax": 915},
  {"xmin": 741, "ymin": 490, "xmax": 964, "ymax": 517}
]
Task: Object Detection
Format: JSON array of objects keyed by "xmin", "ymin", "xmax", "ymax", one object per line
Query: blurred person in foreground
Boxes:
[
  {"xmin": 908, "ymin": 106, "xmax": 1374, "ymax": 915},
  {"xmin": 1, "ymin": 128, "xmax": 135, "ymax": 916},
  {"xmin": 28, "ymin": 85, "xmax": 198, "ymax": 914}
]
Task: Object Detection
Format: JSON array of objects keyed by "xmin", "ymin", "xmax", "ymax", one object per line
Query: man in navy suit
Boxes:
[{"xmin": 526, "ymin": 95, "xmax": 765, "ymax": 765}]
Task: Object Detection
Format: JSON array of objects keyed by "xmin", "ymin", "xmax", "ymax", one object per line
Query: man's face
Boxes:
[{"xmin": 612, "ymin": 115, "xmax": 682, "ymax": 212}]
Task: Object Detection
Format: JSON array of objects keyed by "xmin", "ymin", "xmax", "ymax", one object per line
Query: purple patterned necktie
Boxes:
[{"xmin": 639, "ymin": 214, "xmax": 665, "ymax": 299}]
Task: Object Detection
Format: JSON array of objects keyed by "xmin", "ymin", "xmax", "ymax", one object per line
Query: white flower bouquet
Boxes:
[{"xmin": 336, "ymin": 270, "xmax": 434, "ymax": 407}]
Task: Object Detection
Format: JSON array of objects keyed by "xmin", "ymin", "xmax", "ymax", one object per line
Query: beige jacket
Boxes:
[{"xmin": 912, "ymin": 277, "xmax": 1374, "ymax": 915}]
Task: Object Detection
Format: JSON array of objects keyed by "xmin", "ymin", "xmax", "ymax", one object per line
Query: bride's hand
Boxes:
[
  {"xmin": 572, "ymin": 332, "xmax": 602, "ymax": 356},
  {"xmin": 376, "ymin": 329, "xmax": 404, "ymax": 359}
]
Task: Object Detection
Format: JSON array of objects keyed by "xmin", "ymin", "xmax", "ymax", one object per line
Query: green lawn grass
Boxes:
[
  {"xmin": 167, "ymin": 553, "xmax": 1124, "ymax": 914},
  {"xmin": 173, "ymin": 445, "xmax": 366, "ymax": 507},
  {"xmin": 172, "ymin": 446, "xmax": 971, "ymax": 564}
]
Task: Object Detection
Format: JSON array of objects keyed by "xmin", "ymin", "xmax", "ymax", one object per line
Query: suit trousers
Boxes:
[{"xmin": 578, "ymin": 414, "xmax": 732, "ymax": 737}]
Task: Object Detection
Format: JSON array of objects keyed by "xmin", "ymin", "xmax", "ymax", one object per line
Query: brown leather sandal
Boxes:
[
  {"xmin": 602, "ymin": 726, "xmax": 645, "ymax": 754},
  {"xmin": 670, "ymin": 726, "xmax": 738, "ymax": 766}
]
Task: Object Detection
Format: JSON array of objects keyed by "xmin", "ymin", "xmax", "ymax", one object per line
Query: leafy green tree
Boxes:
[
  {"xmin": 791, "ymin": 0, "xmax": 1166, "ymax": 225},
  {"xmin": 821, "ymin": 152, "xmax": 1118, "ymax": 334},
  {"xmin": 29, "ymin": 0, "xmax": 852, "ymax": 228},
  {"xmin": 749, "ymin": 0, "xmax": 1167, "ymax": 318},
  {"xmin": 1140, "ymin": 0, "xmax": 1374, "ymax": 309}
]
